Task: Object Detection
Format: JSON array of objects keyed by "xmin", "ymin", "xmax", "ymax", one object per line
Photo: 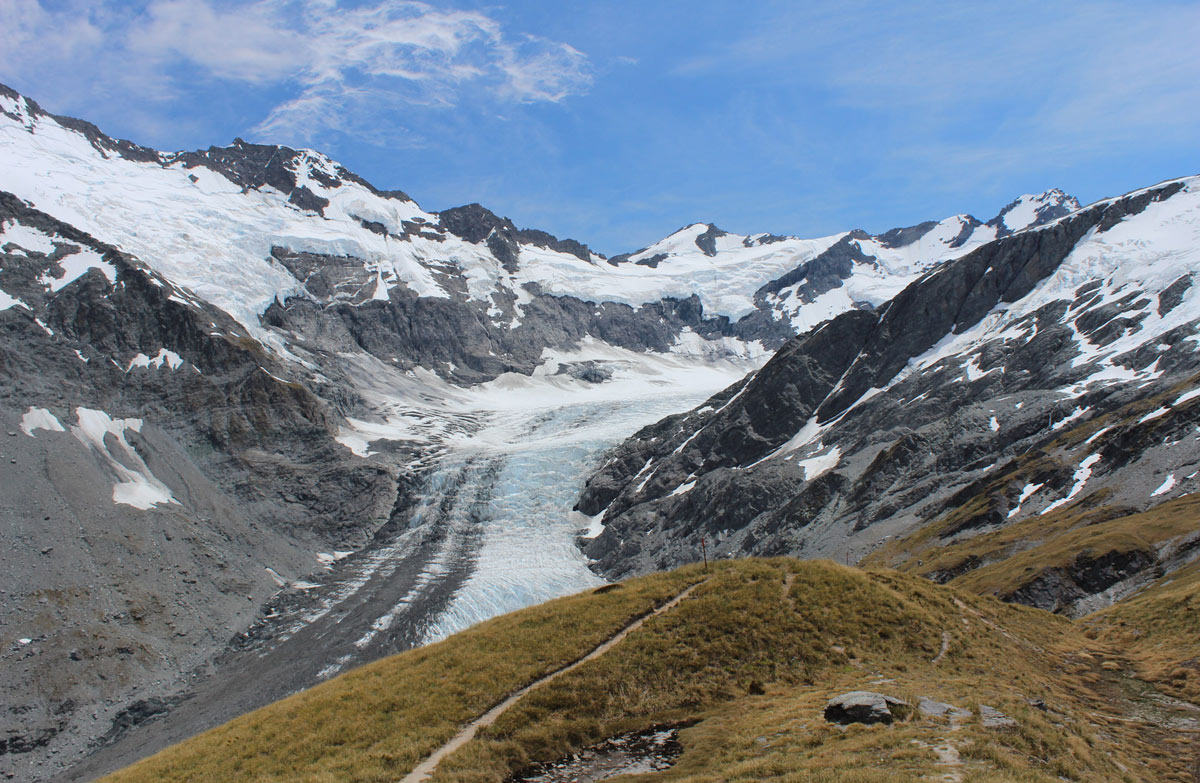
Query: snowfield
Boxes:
[{"xmin": 1, "ymin": 88, "xmax": 1083, "ymax": 358}]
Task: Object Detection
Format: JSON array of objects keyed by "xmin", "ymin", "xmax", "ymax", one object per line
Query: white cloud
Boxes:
[
  {"xmin": 0, "ymin": 0, "xmax": 592, "ymax": 144},
  {"xmin": 250, "ymin": 1, "xmax": 593, "ymax": 140},
  {"xmin": 127, "ymin": 0, "xmax": 306, "ymax": 83},
  {"xmin": 0, "ymin": 0, "xmax": 107, "ymax": 80}
]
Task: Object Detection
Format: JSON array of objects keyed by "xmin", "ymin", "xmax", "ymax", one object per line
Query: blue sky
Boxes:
[{"xmin": 3, "ymin": 0, "xmax": 1198, "ymax": 255}]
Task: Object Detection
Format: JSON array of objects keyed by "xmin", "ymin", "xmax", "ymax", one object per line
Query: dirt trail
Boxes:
[
  {"xmin": 398, "ymin": 580, "xmax": 707, "ymax": 783},
  {"xmin": 931, "ymin": 631, "xmax": 952, "ymax": 665},
  {"xmin": 929, "ymin": 740, "xmax": 964, "ymax": 783},
  {"xmin": 781, "ymin": 572, "xmax": 796, "ymax": 610}
]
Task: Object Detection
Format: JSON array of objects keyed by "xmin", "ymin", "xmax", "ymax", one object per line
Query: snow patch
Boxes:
[
  {"xmin": 40, "ymin": 248, "xmax": 117, "ymax": 291},
  {"xmin": 1174, "ymin": 387, "xmax": 1200, "ymax": 407},
  {"xmin": 315, "ymin": 550, "xmax": 353, "ymax": 568},
  {"xmin": 1139, "ymin": 407, "xmax": 1170, "ymax": 425},
  {"xmin": 70, "ymin": 407, "xmax": 177, "ymax": 509},
  {"xmin": 797, "ymin": 446, "xmax": 841, "ymax": 481},
  {"xmin": 0, "ymin": 288, "xmax": 28, "ymax": 311},
  {"xmin": 573, "ymin": 509, "xmax": 606, "ymax": 540},
  {"xmin": 1042, "ymin": 454, "xmax": 1101, "ymax": 514},
  {"xmin": 776, "ymin": 417, "xmax": 825, "ymax": 458},
  {"xmin": 0, "ymin": 219, "xmax": 57, "ymax": 254},
  {"xmin": 127, "ymin": 348, "xmax": 184, "ymax": 372},
  {"xmin": 1051, "ymin": 406, "xmax": 1091, "ymax": 430},
  {"xmin": 1151, "ymin": 474, "xmax": 1177, "ymax": 497},
  {"xmin": 669, "ymin": 479, "xmax": 697, "ymax": 497},
  {"xmin": 1008, "ymin": 482, "xmax": 1044, "ymax": 518},
  {"xmin": 20, "ymin": 407, "xmax": 65, "ymax": 436}
]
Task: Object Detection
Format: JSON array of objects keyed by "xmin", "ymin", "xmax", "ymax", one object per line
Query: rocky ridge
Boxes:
[
  {"xmin": 577, "ymin": 177, "xmax": 1200, "ymax": 619},
  {"xmin": 0, "ymin": 82, "xmax": 1080, "ymax": 383}
]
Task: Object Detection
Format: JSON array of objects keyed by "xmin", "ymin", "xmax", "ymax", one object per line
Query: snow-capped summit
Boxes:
[
  {"xmin": 990, "ymin": 188, "xmax": 1082, "ymax": 234},
  {"xmin": 3, "ymin": 80, "xmax": 1086, "ymax": 369}
]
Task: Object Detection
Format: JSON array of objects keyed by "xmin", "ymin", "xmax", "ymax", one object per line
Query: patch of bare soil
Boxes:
[{"xmin": 508, "ymin": 723, "xmax": 693, "ymax": 783}]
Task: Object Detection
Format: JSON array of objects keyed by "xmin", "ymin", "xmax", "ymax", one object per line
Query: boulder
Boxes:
[{"xmin": 823, "ymin": 691, "xmax": 908, "ymax": 725}]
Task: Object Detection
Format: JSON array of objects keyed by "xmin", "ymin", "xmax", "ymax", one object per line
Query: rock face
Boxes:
[{"xmin": 578, "ymin": 179, "xmax": 1200, "ymax": 612}]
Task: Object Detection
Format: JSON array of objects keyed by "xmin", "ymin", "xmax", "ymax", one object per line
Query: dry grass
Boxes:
[
  {"xmin": 432, "ymin": 560, "xmax": 1149, "ymax": 783},
  {"xmin": 1087, "ymin": 557, "xmax": 1200, "ymax": 702},
  {"xmin": 103, "ymin": 566, "xmax": 705, "ymax": 783},
  {"xmin": 103, "ymin": 559, "xmax": 1193, "ymax": 783}
]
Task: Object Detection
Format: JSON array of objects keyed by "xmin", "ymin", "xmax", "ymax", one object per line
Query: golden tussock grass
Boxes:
[{"xmin": 103, "ymin": 558, "xmax": 1196, "ymax": 783}]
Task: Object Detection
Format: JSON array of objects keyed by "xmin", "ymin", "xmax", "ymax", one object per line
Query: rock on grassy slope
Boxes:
[{"xmin": 101, "ymin": 559, "xmax": 1197, "ymax": 783}]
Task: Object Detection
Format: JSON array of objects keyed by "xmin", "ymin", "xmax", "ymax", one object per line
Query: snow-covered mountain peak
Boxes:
[
  {"xmin": 614, "ymin": 222, "xmax": 733, "ymax": 266},
  {"xmin": 0, "ymin": 79, "xmax": 1101, "ymax": 374},
  {"xmin": 990, "ymin": 188, "xmax": 1082, "ymax": 234}
]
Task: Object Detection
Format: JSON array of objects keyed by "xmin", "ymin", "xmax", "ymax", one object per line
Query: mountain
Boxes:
[
  {"xmin": 0, "ymin": 77, "xmax": 1169, "ymax": 781},
  {"xmin": 99, "ymin": 558, "xmax": 1198, "ymax": 783},
  {"xmin": 0, "ymin": 82, "xmax": 1081, "ymax": 381},
  {"xmin": 577, "ymin": 176, "xmax": 1200, "ymax": 620}
]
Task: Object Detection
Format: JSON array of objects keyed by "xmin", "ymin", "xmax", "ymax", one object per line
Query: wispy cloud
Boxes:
[
  {"xmin": 250, "ymin": 1, "xmax": 592, "ymax": 141},
  {"xmin": 127, "ymin": 0, "xmax": 307, "ymax": 84},
  {"xmin": 1, "ymin": 0, "xmax": 593, "ymax": 145}
]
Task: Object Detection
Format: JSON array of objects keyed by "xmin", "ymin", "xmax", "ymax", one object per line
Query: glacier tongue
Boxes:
[
  {"xmin": 333, "ymin": 344, "xmax": 761, "ymax": 647},
  {"xmin": 417, "ymin": 392, "xmax": 716, "ymax": 644}
]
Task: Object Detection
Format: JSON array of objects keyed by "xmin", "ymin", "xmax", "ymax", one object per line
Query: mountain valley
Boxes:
[{"xmin": 0, "ymin": 79, "xmax": 1197, "ymax": 782}]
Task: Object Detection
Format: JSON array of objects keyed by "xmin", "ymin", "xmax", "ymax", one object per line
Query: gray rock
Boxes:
[
  {"xmin": 980, "ymin": 705, "xmax": 1017, "ymax": 728},
  {"xmin": 918, "ymin": 697, "xmax": 971, "ymax": 721},
  {"xmin": 556, "ymin": 361, "xmax": 614, "ymax": 384},
  {"xmin": 823, "ymin": 691, "xmax": 908, "ymax": 725}
]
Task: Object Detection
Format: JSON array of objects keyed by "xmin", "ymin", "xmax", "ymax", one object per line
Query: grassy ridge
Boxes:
[
  {"xmin": 103, "ymin": 559, "xmax": 1195, "ymax": 783},
  {"xmin": 440, "ymin": 561, "xmax": 1153, "ymax": 783},
  {"xmin": 102, "ymin": 565, "xmax": 705, "ymax": 783}
]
